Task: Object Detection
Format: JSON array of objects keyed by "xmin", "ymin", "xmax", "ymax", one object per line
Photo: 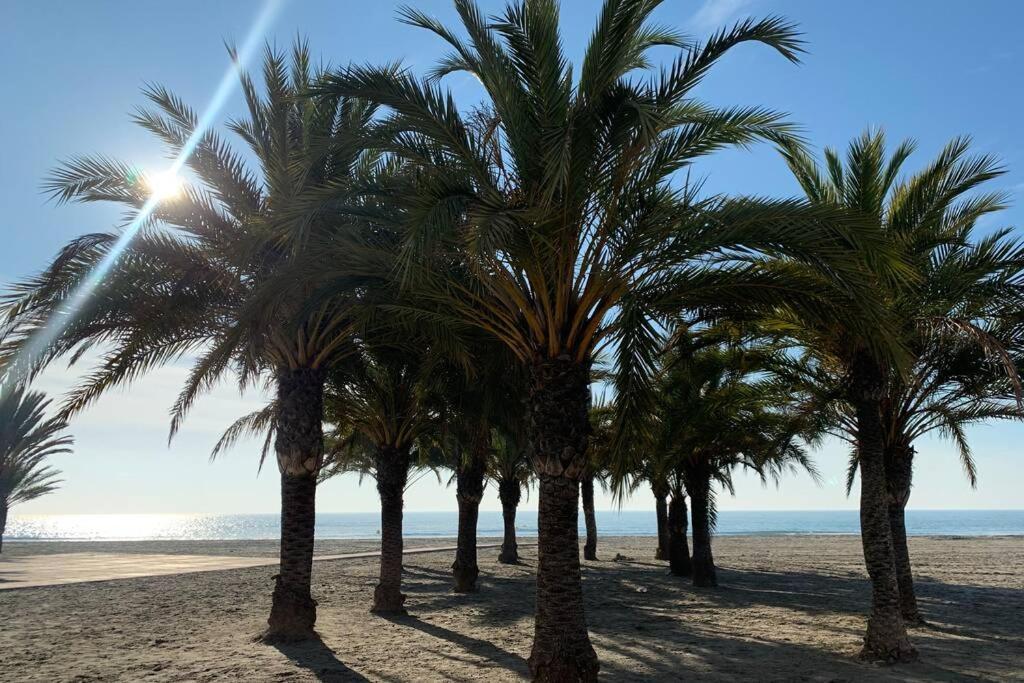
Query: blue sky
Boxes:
[{"xmin": 3, "ymin": 0, "xmax": 1022, "ymax": 515}]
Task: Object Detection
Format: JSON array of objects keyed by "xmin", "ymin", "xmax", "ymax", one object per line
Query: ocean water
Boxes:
[{"xmin": 6, "ymin": 509, "xmax": 1023, "ymax": 542}]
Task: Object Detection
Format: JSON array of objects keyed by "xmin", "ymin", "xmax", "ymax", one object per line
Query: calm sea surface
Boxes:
[{"xmin": 7, "ymin": 510, "xmax": 1023, "ymax": 542}]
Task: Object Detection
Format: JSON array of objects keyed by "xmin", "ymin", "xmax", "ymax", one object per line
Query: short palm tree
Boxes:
[
  {"xmin": 1, "ymin": 41, "xmax": 378, "ymax": 640},
  {"xmin": 314, "ymin": 2, "xmax": 887, "ymax": 677},
  {"xmin": 322, "ymin": 340, "xmax": 446, "ymax": 613},
  {"xmin": 583, "ymin": 395, "xmax": 617, "ymax": 561},
  {"xmin": 780, "ymin": 131, "xmax": 1024, "ymax": 628},
  {"xmin": 0, "ymin": 387, "xmax": 72, "ymax": 551},
  {"xmin": 489, "ymin": 425, "xmax": 531, "ymax": 564},
  {"xmin": 608, "ymin": 437, "xmax": 674, "ymax": 561},
  {"xmin": 658, "ymin": 340, "xmax": 818, "ymax": 586},
  {"xmin": 436, "ymin": 342, "xmax": 526, "ymax": 591}
]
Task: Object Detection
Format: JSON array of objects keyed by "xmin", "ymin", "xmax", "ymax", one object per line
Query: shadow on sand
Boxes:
[
  {"xmin": 381, "ymin": 613, "xmax": 530, "ymax": 677},
  {"xmin": 272, "ymin": 636, "xmax": 370, "ymax": 682},
  {"xmin": 381, "ymin": 546, "xmax": 1023, "ymax": 682}
]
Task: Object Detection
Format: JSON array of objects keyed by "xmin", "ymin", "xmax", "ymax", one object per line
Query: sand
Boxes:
[
  {"xmin": 0, "ymin": 543, "xmax": 511, "ymax": 590},
  {"xmin": 0, "ymin": 535, "xmax": 1021, "ymax": 682}
]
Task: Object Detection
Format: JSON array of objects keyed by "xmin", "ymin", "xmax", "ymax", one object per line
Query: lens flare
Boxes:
[
  {"xmin": 146, "ymin": 170, "xmax": 184, "ymax": 201},
  {"xmin": 2, "ymin": 0, "xmax": 283, "ymax": 392}
]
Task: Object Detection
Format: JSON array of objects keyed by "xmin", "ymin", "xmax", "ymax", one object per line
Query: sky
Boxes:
[{"xmin": 2, "ymin": 0, "xmax": 1023, "ymax": 516}]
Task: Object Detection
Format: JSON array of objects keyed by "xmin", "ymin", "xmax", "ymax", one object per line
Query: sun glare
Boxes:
[{"xmin": 146, "ymin": 170, "xmax": 184, "ymax": 201}]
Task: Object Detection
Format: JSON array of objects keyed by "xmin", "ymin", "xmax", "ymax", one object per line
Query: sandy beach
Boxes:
[{"xmin": 1, "ymin": 535, "xmax": 1021, "ymax": 682}]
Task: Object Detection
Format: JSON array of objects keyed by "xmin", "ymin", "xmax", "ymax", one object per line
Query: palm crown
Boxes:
[
  {"xmin": 778, "ymin": 131, "xmax": 1024, "ymax": 480},
  {"xmin": 315, "ymin": 1, "xmax": 894, "ymax": 373},
  {"xmin": 0, "ymin": 386, "xmax": 72, "ymax": 551}
]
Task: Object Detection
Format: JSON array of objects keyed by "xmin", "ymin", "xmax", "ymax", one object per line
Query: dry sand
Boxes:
[{"xmin": 0, "ymin": 535, "xmax": 1021, "ymax": 682}]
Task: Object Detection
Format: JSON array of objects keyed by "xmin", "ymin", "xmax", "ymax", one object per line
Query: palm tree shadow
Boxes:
[
  {"xmin": 381, "ymin": 614, "xmax": 529, "ymax": 677},
  {"xmin": 272, "ymin": 635, "xmax": 370, "ymax": 682}
]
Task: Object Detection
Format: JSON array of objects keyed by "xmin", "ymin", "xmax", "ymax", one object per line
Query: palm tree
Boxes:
[
  {"xmin": 583, "ymin": 395, "xmax": 617, "ymax": 561},
  {"xmin": 314, "ymin": 3, "xmax": 887, "ymax": 676},
  {"xmin": 0, "ymin": 386, "xmax": 72, "ymax": 551},
  {"xmin": 437, "ymin": 343, "xmax": 525, "ymax": 591},
  {"xmin": 657, "ymin": 337, "xmax": 819, "ymax": 586},
  {"xmin": 780, "ymin": 131, "xmax": 1024, "ymax": 627},
  {"xmin": 447, "ymin": 421, "xmax": 491, "ymax": 593},
  {"xmin": 489, "ymin": 426, "xmax": 531, "ymax": 564},
  {"xmin": 651, "ymin": 476, "xmax": 672, "ymax": 562},
  {"xmin": 609, "ymin": 442, "xmax": 673, "ymax": 561},
  {"xmin": 323, "ymin": 341, "xmax": 445, "ymax": 613},
  {"xmin": 1, "ymin": 41, "xmax": 378, "ymax": 640},
  {"xmin": 760, "ymin": 130, "xmax": 1018, "ymax": 660}
]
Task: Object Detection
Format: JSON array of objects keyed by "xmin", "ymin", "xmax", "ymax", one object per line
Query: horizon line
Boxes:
[{"xmin": 12, "ymin": 508, "xmax": 1024, "ymax": 517}]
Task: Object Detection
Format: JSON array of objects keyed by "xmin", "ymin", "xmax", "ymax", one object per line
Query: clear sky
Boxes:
[{"xmin": 3, "ymin": 0, "xmax": 1022, "ymax": 515}]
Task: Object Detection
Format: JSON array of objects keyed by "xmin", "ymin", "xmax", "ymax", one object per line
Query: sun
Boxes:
[{"xmin": 145, "ymin": 170, "xmax": 184, "ymax": 201}]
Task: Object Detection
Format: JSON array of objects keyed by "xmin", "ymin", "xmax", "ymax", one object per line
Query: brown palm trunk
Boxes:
[
  {"xmin": 653, "ymin": 482, "xmax": 669, "ymax": 561},
  {"xmin": 0, "ymin": 501, "xmax": 8, "ymax": 553},
  {"xmin": 526, "ymin": 357, "xmax": 599, "ymax": 682},
  {"xmin": 582, "ymin": 473, "xmax": 598, "ymax": 561},
  {"xmin": 265, "ymin": 367, "xmax": 325, "ymax": 642},
  {"xmin": 372, "ymin": 444, "xmax": 410, "ymax": 614},
  {"xmin": 886, "ymin": 442, "xmax": 923, "ymax": 625},
  {"xmin": 667, "ymin": 489, "xmax": 691, "ymax": 577},
  {"xmin": 852, "ymin": 355, "xmax": 916, "ymax": 661},
  {"xmin": 687, "ymin": 465, "xmax": 717, "ymax": 588},
  {"xmin": 453, "ymin": 440, "xmax": 488, "ymax": 592},
  {"xmin": 498, "ymin": 478, "xmax": 521, "ymax": 564}
]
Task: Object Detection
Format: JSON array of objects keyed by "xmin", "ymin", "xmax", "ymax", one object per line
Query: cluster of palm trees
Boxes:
[{"xmin": 1, "ymin": 1, "xmax": 1022, "ymax": 680}]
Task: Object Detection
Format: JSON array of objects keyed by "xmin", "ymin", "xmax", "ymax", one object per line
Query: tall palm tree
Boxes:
[
  {"xmin": 314, "ymin": 2, "xmax": 887, "ymax": 677},
  {"xmin": 0, "ymin": 386, "xmax": 72, "ymax": 552},
  {"xmin": 1, "ymin": 41, "xmax": 378, "ymax": 640},
  {"xmin": 780, "ymin": 131, "xmax": 1024, "ymax": 627},
  {"xmin": 763, "ymin": 130, "xmax": 1019, "ymax": 660}
]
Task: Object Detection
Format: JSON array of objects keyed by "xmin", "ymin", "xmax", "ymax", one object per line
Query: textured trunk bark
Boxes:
[
  {"xmin": 372, "ymin": 444, "xmax": 410, "ymax": 614},
  {"xmin": 853, "ymin": 355, "xmax": 916, "ymax": 661},
  {"xmin": 667, "ymin": 490, "xmax": 691, "ymax": 577},
  {"xmin": 265, "ymin": 367, "xmax": 325, "ymax": 642},
  {"xmin": 498, "ymin": 478, "xmax": 521, "ymax": 564},
  {"xmin": 687, "ymin": 468, "xmax": 717, "ymax": 588},
  {"xmin": 453, "ymin": 440, "xmax": 487, "ymax": 592},
  {"xmin": 526, "ymin": 357, "xmax": 599, "ymax": 682},
  {"xmin": 582, "ymin": 473, "xmax": 598, "ymax": 561},
  {"xmin": 653, "ymin": 482, "xmax": 669, "ymax": 561},
  {"xmin": 886, "ymin": 442, "xmax": 923, "ymax": 625},
  {"xmin": 0, "ymin": 501, "xmax": 7, "ymax": 553}
]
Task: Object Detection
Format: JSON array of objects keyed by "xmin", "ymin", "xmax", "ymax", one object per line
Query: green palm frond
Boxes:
[{"xmin": 0, "ymin": 387, "xmax": 72, "ymax": 508}]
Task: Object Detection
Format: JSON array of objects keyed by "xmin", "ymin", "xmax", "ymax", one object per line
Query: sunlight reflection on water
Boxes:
[{"xmin": 7, "ymin": 510, "xmax": 1023, "ymax": 542}]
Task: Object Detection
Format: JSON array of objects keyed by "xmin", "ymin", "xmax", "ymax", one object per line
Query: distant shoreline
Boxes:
[{"xmin": 8, "ymin": 509, "xmax": 1024, "ymax": 542}]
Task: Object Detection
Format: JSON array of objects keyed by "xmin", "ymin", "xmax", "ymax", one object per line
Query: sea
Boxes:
[{"xmin": 6, "ymin": 509, "xmax": 1023, "ymax": 542}]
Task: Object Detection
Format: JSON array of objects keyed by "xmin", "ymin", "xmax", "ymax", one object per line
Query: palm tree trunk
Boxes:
[
  {"xmin": 886, "ymin": 442, "xmax": 923, "ymax": 625},
  {"xmin": 265, "ymin": 367, "xmax": 325, "ymax": 642},
  {"xmin": 498, "ymin": 478, "xmax": 521, "ymax": 564},
  {"xmin": 852, "ymin": 355, "xmax": 916, "ymax": 661},
  {"xmin": 687, "ymin": 467, "xmax": 717, "ymax": 588},
  {"xmin": 372, "ymin": 444, "xmax": 410, "ymax": 614},
  {"xmin": 667, "ymin": 489, "xmax": 691, "ymax": 577},
  {"xmin": 653, "ymin": 482, "xmax": 669, "ymax": 561},
  {"xmin": 453, "ymin": 440, "xmax": 488, "ymax": 592},
  {"xmin": 526, "ymin": 357, "xmax": 599, "ymax": 682},
  {"xmin": 0, "ymin": 501, "xmax": 8, "ymax": 553},
  {"xmin": 581, "ymin": 473, "xmax": 598, "ymax": 561}
]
